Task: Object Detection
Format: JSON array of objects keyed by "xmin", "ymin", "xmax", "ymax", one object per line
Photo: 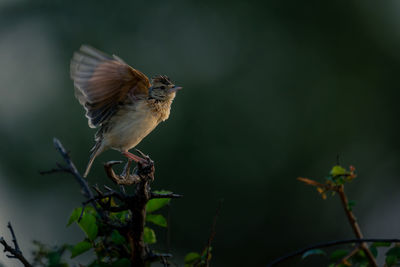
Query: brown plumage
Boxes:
[{"xmin": 70, "ymin": 45, "xmax": 182, "ymax": 177}]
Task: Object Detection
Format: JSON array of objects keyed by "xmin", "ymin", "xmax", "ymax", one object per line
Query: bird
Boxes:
[{"xmin": 70, "ymin": 45, "xmax": 182, "ymax": 177}]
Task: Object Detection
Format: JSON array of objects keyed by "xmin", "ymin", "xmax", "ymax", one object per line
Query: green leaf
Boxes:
[
  {"xmin": 347, "ymin": 200, "xmax": 356, "ymax": 211},
  {"xmin": 67, "ymin": 207, "xmax": 83, "ymax": 226},
  {"xmin": 386, "ymin": 255, "xmax": 397, "ymax": 266},
  {"xmin": 357, "ymin": 249, "xmax": 366, "ymax": 258},
  {"xmin": 301, "ymin": 249, "xmax": 326, "ymax": 259},
  {"xmin": 113, "ymin": 258, "xmax": 130, "ymax": 267},
  {"xmin": 373, "ymin": 242, "xmax": 392, "ymax": 247},
  {"xmin": 386, "ymin": 246, "xmax": 400, "ymax": 266},
  {"xmin": 146, "ymin": 199, "xmax": 170, "ymax": 213},
  {"xmin": 184, "ymin": 252, "xmax": 201, "ymax": 264},
  {"xmin": 70, "ymin": 241, "xmax": 92, "ymax": 258},
  {"xmin": 330, "ymin": 249, "xmax": 349, "ymax": 262},
  {"xmin": 351, "ymin": 250, "xmax": 368, "ymax": 265},
  {"xmin": 387, "ymin": 247, "xmax": 400, "ymax": 257},
  {"xmin": 78, "ymin": 213, "xmax": 98, "ymax": 240},
  {"xmin": 112, "ymin": 210, "xmax": 129, "ymax": 223},
  {"xmin": 111, "ymin": 230, "xmax": 126, "ymax": 245},
  {"xmin": 201, "ymin": 246, "xmax": 212, "ymax": 261},
  {"xmin": 146, "ymin": 214, "xmax": 167, "ymax": 227},
  {"xmin": 369, "ymin": 246, "xmax": 378, "ymax": 258},
  {"xmin": 335, "ymin": 177, "xmax": 345, "ymax": 185},
  {"xmin": 143, "ymin": 227, "xmax": 156, "ymax": 244},
  {"xmin": 47, "ymin": 251, "xmax": 62, "ymax": 265},
  {"xmin": 330, "ymin": 165, "xmax": 347, "ymax": 176}
]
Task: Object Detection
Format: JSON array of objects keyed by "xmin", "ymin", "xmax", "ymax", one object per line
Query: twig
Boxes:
[
  {"xmin": 335, "ymin": 246, "xmax": 360, "ymax": 267},
  {"xmin": 298, "ymin": 174, "xmax": 377, "ymax": 267},
  {"xmin": 7, "ymin": 222, "xmax": 20, "ymax": 252},
  {"xmin": 40, "ymin": 138, "xmax": 176, "ymax": 266},
  {"xmin": 297, "ymin": 177, "xmax": 333, "ymax": 190},
  {"xmin": 106, "ymin": 157, "xmax": 156, "ymax": 267},
  {"xmin": 337, "ymin": 185, "xmax": 378, "ymax": 267},
  {"xmin": 41, "ymin": 138, "xmax": 103, "ymax": 218},
  {"xmin": 151, "ymin": 193, "xmax": 183, "ymax": 199},
  {"xmin": 0, "ymin": 223, "xmax": 32, "ymax": 267},
  {"xmin": 265, "ymin": 238, "xmax": 400, "ymax": 267},
  {"xmin": 52, "ymin": 138, "xmax": 94, "ymax": 200},
  {"xmin": 146, "ymin": 251, "xmax": 173, "ymax": 261},
  {"xmin": 205, "ymin": 199, "xmax": 223, "ymax": 267}
]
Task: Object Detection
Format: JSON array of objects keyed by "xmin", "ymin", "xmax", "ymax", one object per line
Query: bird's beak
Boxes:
[{"xmin": 170, "ymin": 85, "xmax": 183, "ymax": 92}]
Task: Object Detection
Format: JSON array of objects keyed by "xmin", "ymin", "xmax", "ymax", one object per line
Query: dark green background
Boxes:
[{"xmin": 1, "ymin": 0, "xmax": 400, "ymax": 266}]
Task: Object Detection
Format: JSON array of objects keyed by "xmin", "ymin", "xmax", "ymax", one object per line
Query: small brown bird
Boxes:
[{"xmin": 70, "ymin": 45, "xmax": 182, "ymax": 177}]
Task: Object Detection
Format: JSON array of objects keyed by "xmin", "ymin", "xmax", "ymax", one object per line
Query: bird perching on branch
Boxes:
[{"xmin": 70, "ymin": 45, "xmax": 182, "ymax": 177}]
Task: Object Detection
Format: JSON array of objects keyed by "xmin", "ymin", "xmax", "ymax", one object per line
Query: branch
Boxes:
[
  {"xmin": 41, "ymin": 138, "xmax": 177, "ymax": 266},
  {"xmin": 298, "ymin": 174, "xmax": 377, "ymax": 267},
  {"xmin": 0, "ymin": 222, "xmax": 32, "ymax": 267},
  {"xmin": 266, "ymin": 238, "xmax": 400, "ymax": 267},
  {"xmin": 337, "ymin": 185, "xmax": 378, "ymax": 267},
  {"xmin": 102, "ymin": 156, "xmax": 156, "ymax": 267},
  {"xmin": 41, "ymin": 138, "xmax": 104, "ymax": 217},
  {"xmin": 151, "ymin": 192, "xmax": 183, "ymax": 199},
  {"xmin": 336, "ymin": 246, "xmax": 360, "ymax": 267},
  {"xmin": 205, "ymin": 199, "xmax": 223, "ymax": 267},
  {"xmin": 52, "ymin": 138, "xmax": 94, "ymax": 200}
]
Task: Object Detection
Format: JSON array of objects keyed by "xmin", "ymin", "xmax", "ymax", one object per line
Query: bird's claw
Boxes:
[
  {"xmin": 104, "ymin": 151, "xmax": 154, "ymax": 185},
  {"xmin": 135, "ymin": 148, "xmax": 149, "ymax": 159},
  {"xmin": 122, "ymin": 151, "xmax": 153, "ymax": 168},
  {"xmin": 104, "ymin": 160, "xmax": 124, "ymax": 167}
]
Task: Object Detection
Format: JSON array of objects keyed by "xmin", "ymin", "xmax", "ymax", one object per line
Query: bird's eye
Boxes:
[{"xmin": 160, "ymin": 86, "xmax": 166, "ymax": 89}]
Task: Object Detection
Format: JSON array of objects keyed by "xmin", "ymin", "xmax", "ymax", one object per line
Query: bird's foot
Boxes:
[
  {"xmin": 122, "ymin": 151, "xmax": 146, "ymax": 164},
  {"xmin": 103, "ymin": 151, "xmax": 154, "ymax": 185},
  {"xmin": 123, "ymin": 150, "xmax": 154, "ymax": 181},
  {"xmin": 103, "ymin": 160, "xmax": 139, "ymax": 185},
  {"xmin": 122, "ymin": 149, "xmax": 153, "ymax": 167}
]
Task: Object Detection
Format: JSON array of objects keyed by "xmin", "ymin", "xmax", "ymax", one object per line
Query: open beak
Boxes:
[{"xmin": 170, "ymin": 85, "xmax": 183, "ymax": 92}]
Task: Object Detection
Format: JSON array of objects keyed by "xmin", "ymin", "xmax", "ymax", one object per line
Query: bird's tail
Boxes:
[{"xmin": 83, "ymin": 141, "xmax": 104, "ymax": 178}]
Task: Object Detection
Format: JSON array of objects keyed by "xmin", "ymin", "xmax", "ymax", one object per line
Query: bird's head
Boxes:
[{"xmin": 149, "ymin": 75, "xmax": 182, "ymax": 101}]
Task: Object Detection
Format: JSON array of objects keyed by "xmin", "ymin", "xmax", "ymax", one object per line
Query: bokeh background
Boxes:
[{"xmin": 1, "ymin": 0, "xmax": 400, "ymax": 266}]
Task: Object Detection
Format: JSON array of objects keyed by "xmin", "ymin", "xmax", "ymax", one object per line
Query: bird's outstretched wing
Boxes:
[{"xmin": 71, "ymin": 45, "xmax": 151, "ymax": 128}]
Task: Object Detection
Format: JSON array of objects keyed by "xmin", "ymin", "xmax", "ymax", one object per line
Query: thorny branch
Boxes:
[
  {"xmin": 0, "ymin": 222, "xmax": 32, "ymax": 267},
  {"xmin": 40, "ymin": 138, "xmax": 181, "ymax": 267},
  {"xmin": 40, "ymin": 138, "xmax": 102, "ymax": 217}
]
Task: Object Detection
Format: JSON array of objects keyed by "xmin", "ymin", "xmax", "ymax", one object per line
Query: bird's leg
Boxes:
[
  {"xmin": 134, "ymin": 148, "xmax": 149, "ymax": 160},
  {"xmin": 134, "ymin": 148, "xmax": 154, "ymax": 181},
  {"xmin": 122, "ymin": 150, "xmax": 154, "ymax": 181},
  {"xmin": 122, "ymin": 151, "xmax": 147, "ymax": 164}
]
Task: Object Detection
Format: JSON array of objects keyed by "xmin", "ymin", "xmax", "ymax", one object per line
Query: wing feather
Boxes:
[{"xmin": 70, "ymin": 45, "xmax": 150, "ymax": 128}]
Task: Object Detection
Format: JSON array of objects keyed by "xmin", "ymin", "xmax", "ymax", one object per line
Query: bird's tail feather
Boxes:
[{"xmin": 83, "ymin": 142, "xmax": 104, "ymax": 177}]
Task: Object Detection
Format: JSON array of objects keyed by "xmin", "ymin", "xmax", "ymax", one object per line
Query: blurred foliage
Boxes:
[{"xmin": 295, "ymin": 165, "xmax": 400, "ymax": 266}]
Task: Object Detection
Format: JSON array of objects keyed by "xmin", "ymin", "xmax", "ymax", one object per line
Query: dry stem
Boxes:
[{"xmin": 337, "ymin": 185, "xmax": 378, "ymax": 267}]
